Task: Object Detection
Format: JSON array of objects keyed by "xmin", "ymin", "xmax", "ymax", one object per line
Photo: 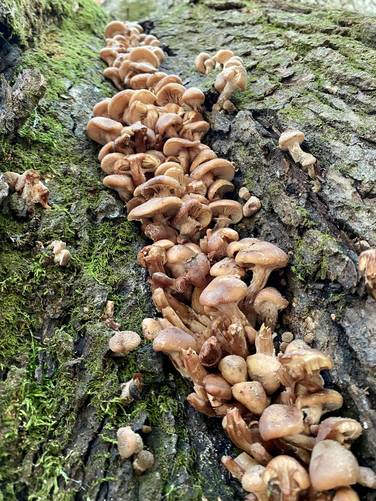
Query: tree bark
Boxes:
[{"xmin": 0, "ymin": 0, "xmax": 376, "ymax": 500}]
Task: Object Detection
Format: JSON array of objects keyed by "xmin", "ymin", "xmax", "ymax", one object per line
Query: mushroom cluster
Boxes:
[
  {"xmin": 195, "ymin": 49, "xmax": 247, "ymax": 111},
  {"xmin": 4, "ymin": 169, "xmax": 50, "ymax": 212},
  {"xmin": 88, "ymin": 21, "xmax": 375, "ymax": 498}
]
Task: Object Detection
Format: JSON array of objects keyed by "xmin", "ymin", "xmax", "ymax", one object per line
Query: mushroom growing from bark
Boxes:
[
  {"xmin": 117, "ymin": 426, "xmax": 143, "ymax": 459},
  {"xmin": 132, "ymin": 450, "xmax": 155, "ymax": 475},
  {"xmin": 279, "ymin": 129, "xmax": 317, "ymax": 178},
  {"xmin": 358, "ymin": 248, "xmax": 376, "ymax": 299},
  {"xmin": 49, "ymin": 240, "xmax": 71, "ymax": 267},
  {"xmin": 263, "ymin": 455, "xmax": 310, "ymax": 500},
  {"xmin": 4, "ymin": 169, "xmax": 50, "ymax": 211},
  {"xmin": 259, "ymin": 404, "xmax": 305, "ymax": 441},
  {"xmin": 253, "ymin": 287, "xmax": 289, "ymax": 330},
  {"xmin": 109, "ymin": 331, "xmax": 141, "ymax": 355}
]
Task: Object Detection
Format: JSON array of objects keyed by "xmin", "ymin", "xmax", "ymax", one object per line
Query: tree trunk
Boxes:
[{"xmin": 1, "ymin": 0, "xmax": 375, "ymax": 500}]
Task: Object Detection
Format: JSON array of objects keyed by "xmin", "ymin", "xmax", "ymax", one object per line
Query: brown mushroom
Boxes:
[
  {"xmin": 109, "ymin": 331, "xmax": 141, "ymax": 355},
  {"xmin": 253, "ymin": 287, "xmax": 289, "ymax": 330},
  {"xmin": 117, "ymin": 426, "xmax": 143, "ymax": 459},
  {"xmin": 315, "ymin": 417, "xmax": 363, "ymax": 447},
  {"xmin": 232, "ymin": 382, "xmax": 269, "ymax": 415},
  {"xmin": 219, "ymin": 355, "xmax": 248, "ymax": 385},
  {"xmin": 259, "ymin": 404, "xmax": 305, "ymax": 441},
  {"xmin": 263, "ymin": 455, "xmax": 310, "ymax": 501},
  {"xmin": 195, "ymin": 52, "xmax": 215, "ymax": 74},
  {"xmin": 358, "ymin": 248, "xmax": 376, "ymax": 299},
  {"xmin": 86, "ymin": 116, "xmax": 124, "ymax": 144}
]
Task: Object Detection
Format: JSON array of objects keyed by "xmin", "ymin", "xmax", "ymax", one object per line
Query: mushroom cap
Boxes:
[
  {"xmin": 154, "ymin": 74, "xmax": 183, "ymax": 94},
  {"xmin": 259, "ymin": 404, "xmax": 304, "ymax": 441},
  {"xmin": 242, "ymin": 465, "xmax": 266, "ymax": 493},
  {"xmin": 153, "ymin": 327, "xmax": 198, "ymax": 353},
  {"xmin": 133, "ymin": 449, "xmax": 155, "ymax": 475},
  {"xmin": 133, "ymin": 175, "xmax": 184, "ymax": 198},
  {"xmin": 203, "ymin": 374, "xmax": 232, "ymax": 400},
  {"xmin": 279, "ymin": 129, "xmax": 305, "ymax": 150},
  {"xmin": 210, "ymin": 257, "xmax": 245, "ymax": 278},
  {"xmin": 333, "ymin": 487, "xmax": 360, "ymax": 501},
  {"xmin": 280, "ymin": 347, "xmax": 333, "ymax": 377},
  {"xmin": 253, "ymin": 287, "xmax": 289, "ymax": 312},
  {"xmin": 309, "ymin": 440, "xmax": 359, "ymax": 491},
  {"xmin": 108, "ymin": 89, "xmax": 135, "ymax": 122},
  {"xmin": 263, "ymin": 455, "xmax": 310, "ymax": 498},
  {"xmin": 190, "ymin": 148, "xmax": 217, "ymax": 170},
  {"xmin": 209, "ymin": 200, "xmax": 243, "ymax": 224},
  {"xmin": 199, "ymin": 275, "xmax": 247, "ymax": 307},
  {"xmin": 163, "ymin": 138, "xmax": 200, "ymax": 157},
  {"xmin": 195, "ymin": 52, "xmax": 214, "ymax": 73},
  {"xmin": 296, "ymin": 389, "xmax": 343, "ymax": 415},
  {"xmin": 93, "ymin": 98, "xmax": 111, "ymax": 118},
  {"xmin": 166, "ymin": 244, "xmax": 196, "ymax": 266},
  {"xmin": 213, "ymin": 49, "xmax": 234, "ymax": 65},
  {"xmin": 104, "ymin": 21, "xmax": 127, "ymax": 38},
  {"xmin": 218, "ymin": 355, "xmax": 248, "ymax": 385},
  {"xmin": 235, "ymin": 240, "xmax": 288, "ymax": 269},
  {"xmin": 207, "ymin": 179, "xmax": 234, "ymax": 201},
  {"xmin": 117, "ymin": 426, "xmax": 143, "ymax": 459},
  {"xmin": 129, "ymin": 89, "xmax": 156, "ymax": 107},
  {"xmin": 156, "ymin": 113, "xmax": 183, "ymax": 136},
  {"xmin": 315, "ymin": 417, "xmax": 363, "ymax": 446},
  {"xmin": 103, "ymin": 174, "xmax": 134, "ymax": 192},
  {"xmin": 232, "ymin": 381, "xmax": 269, "ymax": 415},
  {"xmin": 128, "ymin": 47, "xmax": 160, "ymax": 67},
  {"xmin": 156, "ymin": 83, "xmax": 186, "ymax": 106},
  {"xmin": 181, "ymin": 87, "xmax": 205, "ymax": 109},
  {"xmin": 109, "ymin": 331, "xmax": 141, "ymax": 354},
  {"xmin": 86, "ymin": 117, "xmax": 123, "ymax": 145},
  {"xmin": 190, "ymin": 158, "xmax": 235, "ymax": 181},
  {"xmin": 128, "ymin": 196, "xmax": 183, "ymax": 221}
]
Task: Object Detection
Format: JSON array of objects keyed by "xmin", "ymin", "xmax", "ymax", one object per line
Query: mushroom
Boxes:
[
  {"xmin": 209, "ymin": 200, "xmax": 243, "ymax": 228},
  {"xmin": 243, "ymin": 196, "xmax": 261, "ymax": 217},
  {"xmin": 199, "ymin": 336, "xmax": 223, "ymax": 367},
  {"xmin": 295, "ymin": 390, "xmax": 343, "ymax": 425},
  {"xmin": 315, "ymin": 417, "xmax": 363, "ymax": 447},
  {"xmin": 109, "ymin": 331, "xmax": 141, "ymax": 355},
  {"xmin": 203, "ymin": 373, "xmax": 232, "ymax": 407},
  {"xmin": 210, "ymin": 257, "xmax": 245, "ymax": 278},
  {"xmin": 309, "ymin": 440, "xmax": 359, "ymax": 491},
  {"xmin": 128, "ymin": 196, "xmax": 183, "ymax": 223},
  {"xmin": 232, "ymin": 382, "xmax": 269, "ymax": 415},
  {"xmin": 201, "ymin": 227, "xmax": 239, "ymax": 260},
  {"xmin": 259, "ymin": 404, "xmax": 305, "ymax": 441},
  {"xmin": 263, "ymin": 455, "xmax": 310, "ymax": 501},
  {"xmin": 49, "ymin": 240, "xmax": 71, "ymax": 267},
  {"xmin": 242, "ymin": 465, "xmax": 268, "ymax": 500},
  {"xmin": 86, "ymin": 116, "xmax": 124, "ymax": 144},
  {"xmin": 132, "ymin": 450, "xmax": 155, "ymax": 475},
  {"xmin": 219, "ymin": 355, "xmax": 248, "ymax": 385},
  {"xmin": 239, "ymin": 186, "xmax": 251, "ymax": 200},
  {"xmin": 120, "ymin": 373, "xmax": 143, "ymax": 403},
  {"xmin": 246, "ymin": 325, "xmax": 282, "ymax": 394},
  {"xmin": 358, "ymin": 248, "xmax": 376, "ymax": 299},
  {"xmin": 333, "ymin": 488, "xmax": 360, "ymax": 501},
  {"xmin": 103, "ymin": 174, "xmax": 134, "ymax": 201},
  {"xmin": 213, "ymin": 64, "xmax": 247, "ymax": 112},
  {"xmin": 117, "ymin": 426, "xmax": 143, "ymax": 459},
  {"xmin": 234, "ymin": 240, "xmax": 289, "ymax": 303},
  {"xmin": 4, "ymin": 169, "xmax": 50, "ymax": 211},
  {"xmin": 213, "ymin": 49, "xmax": 234, "ymax": 68},
  {"xmin": 253, "ymin": 287, "xmax": 289, "ymax": 330},
  {"xmin": 172, "ymin": 199, "xmax": 212, "ymax": 241},
  {"xmin": 279, "ymin": 129, "xmax": 317, "ymax": 177},
  {"xmin": 195, "ymin": 52, "xmax": 215, "ymax": 74}
]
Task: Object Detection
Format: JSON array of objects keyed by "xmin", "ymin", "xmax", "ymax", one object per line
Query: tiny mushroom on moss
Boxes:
[
  {"xmin": 358, "ymin": 248, "xmax": 376, "ymax": 299},
  {"xmin": 117, "ymin": 426, "xmax": 143, "ymax": 459},
  {"xmin": 132, "ymin": 450, "xmax": 155, "ymax": 475},
  {"xmin": 49, "ymin": 240, "xmax": 71, "ymax": 267},
  {"xmin": 109, "ymin": 331, "xmax": 141, "ymax": 355}
]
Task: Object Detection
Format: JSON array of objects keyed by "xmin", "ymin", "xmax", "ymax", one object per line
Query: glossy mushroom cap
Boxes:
[
  {"xmin": 232, "ymin": 381, "xmax": 269, "ymax": 415},
  {"xmin": 128, "ymin": 196, "xmax": 183, "ymax": 221},
  {"xmin": 315, "ymin": 417, "xmax": 363, "ymax": 447},
  {"xmin": 86, "ymin": 117, "xmax": 123, "ymax": 145},
  {"xmin": 153, "ymin": 327, "xmax": 198, "ymax": 353},
  {"xmin": 219, "ymin": 355, "xmax": 248, "ymax": 384}
]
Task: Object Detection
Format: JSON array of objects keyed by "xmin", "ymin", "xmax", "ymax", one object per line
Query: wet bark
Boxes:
[{"xmin": 1, "ymin": 0, "xmax": 376, "ymax": 500}]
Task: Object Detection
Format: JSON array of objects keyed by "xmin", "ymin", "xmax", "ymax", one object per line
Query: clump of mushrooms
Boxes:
[
  {"xmin": 4, "ymin": 169, "xmax": 50, "ymax": 212},
  {"xmin": 86, "ymin": 20, "xmax": 375, "ymax": 499}
]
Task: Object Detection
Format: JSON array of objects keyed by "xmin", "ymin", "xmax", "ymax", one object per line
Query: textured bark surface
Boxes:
[{"xmin": 0, "ymin": 0, "xmax": 376, "ymax": 500}]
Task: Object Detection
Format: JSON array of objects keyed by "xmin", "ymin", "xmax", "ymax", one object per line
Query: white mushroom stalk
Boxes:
[{"xmin": 86, "ymin": 19, "xmax": 376, "ymax": 497}]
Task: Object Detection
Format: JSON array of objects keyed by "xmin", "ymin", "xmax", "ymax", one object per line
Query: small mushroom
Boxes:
[
  {"xmin": 86, "ymin": 116, "xmax": 124, "ymax": 144},
  {"xmin": 243, "ymin": 196, "xmax": 261, "ymax": 218},
  {"xmin": 295, "ymin": 389, "xmax": 343, "ymax": 425},
  {"xmin": 132, "ymin": 450, "xmax": 154, "ymax": 475},
  {"xmin": 259, "ymin": 404, "xmax": 305, "ymax": 441},
  {"xmin": 333, "ymin": 487, "xmax": 360, "ymax": 501},
  {"xmin": 109, "ymin": 331, "xmax": 141, "ymax": 355},
  {"xmin": 49, "ymin": 240, "xmax": 71, "ymax": 266},
  {"xmin": 232, "ymin": 382, "xmax": 269, "ymax": 415},
  {"xmin": 213, "ymin": 64, "xmax": 247, "ymax": 112},
  {"xmin": 242, "ymin": 465, "xmax": 268, "ymax": 499},
  {"xmin": 358, "ymin": 248, "xmax": 376, "ymax": 299},
  {"xmin": 263, "ymin": 455, "xmax": 310, "ymax": 500},
  {"xmin": 195, "ymin": 52, "xmax": 215, "ymax": 74},
  {"xmin": 199, "ymin": 336, "xmax": 223, "ymax": 367},
  {"xmin": 219, "ymin": 355, "xmax": 248, "ymax": 385},
  {"xmin": 120, "ymin": 373, "xmax": 143, "ymax": 403},
  {"xmin": 4, "ymin": 169, "xmax": 50, "ymax": 211},
  {"xmin": 315, "ymin": 417, "xmax": 362, "ymax": 447},
  {"xmin": 279, "ymin": 129, "xmax": 317, "ymax": 177},
  {"xmin": 117, "ymin": 426, "xmax": 143, "ymax": 459},
  {"xmin": 309, "ymin": 440, "xmax": 359, "ymax": 491},
  {"xmin": 239, "ymin": 186, "xmax": 251, "ymax": 200},
  {"xmin": 253, "ymin": 287, "xmax": 289, "ymax": 330}
]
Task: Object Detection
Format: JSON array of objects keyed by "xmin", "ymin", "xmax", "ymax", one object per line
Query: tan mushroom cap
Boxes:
[
  {"xmin": 190, "ymin": 158, "xmax": 235, "ymax": 181},
  {"xmin": 207, "ymin": 179, "xmax": 234, "ymax": 201},
  {"xmin": 209, "ymin": 200, "xmax": 243, "ymax": 224},
  {"xmin": 104, "ymin": 21, "xmax": 127, "ymax": 38},
  {"xmin": 128, "ymin": 196, "xmax": 183, "ymax": 221},
  {"xmin": 128, "ymin": 47, "xmax": 160, "ymax": 67},
  {"xmin": 232, "ymin": 381, "xmax": 269, "ymax": 415},
  {"xmin": 154, "ymin": 74, "xmax": 183, "ymax": 94},
  {"xmin": 279, "ymin": 129, "xmax": 305, "ymax": 150},
  {"xmin": 156, "ymin": 83, "xmax": 186, "ymax": 106},
  {"xmin": 133, "ymin": 175, "xmax": 184, "ymax": 198},
  {"xmin": 195, "ymin": 52, "xmax": 215, "ymax": 74},
  {"xmin": 218, "ymin": 355, "xmax": 248, "ymax": 385},
  {"xmin": 280, "ymin": 346, "xmax": 333, "ymax": 378},
  {"xmin": 295, "ymin": 389, "xmax": 343, "ymax": 424},
  {"xmin": 315, "ymin": 417, "xmax": 363, "ymax": 446},
  {"xmin": 333, "ymin": 487, "xmax": 360, "ymax": 501},
  {"xmin": 181, "ymin": 87, "xmax": 205, "ymax": 110},
  {"xmin": 203, "ymin": 374, "xmax": 232, "ymax": 400},
  {"xmin": 93, "ymin": 98, "xmax": 111, "ymax": 118},
  {"xmin": 117, "ymin": 426, "xmax": 143, "ymax": 459},
  {"xmin": 156, "ymin": 113, "xmax": 183, "ymax": 136},
  {"xmin": 309, "ymin": 440, "xmax": 359, "ymax": 491},
  {"xmin": 86, "ymin": 117, "xmax": 123, "ymax": 145},
  {"xmin": 235, "ymin": 240, "xmax": 288, "ymax": 269},
  {"xmin": 129, "ymin": 73, "xmax": 152, "ymax": 89},
  {"xmin": 254, "ymin": 287, "xmax": 289, "ymax": 312},
  {"xmin": 190, "ymin": 148, "xmax": 217, "ymax": 170},
  {"xmin": 153, "ymin": 327, "xmax": 198, "ymax": 353},
  {"xmin": 210, "ymin": 257, "xmax": 245, "ymax": 278},
  {"xmin": 213, "ymin": 49, "xmax": 234, "ymax": 65},
  {"xmin": 200, "ymin": 275, "xmax": 247, "ymax": 307},
  {"xmin": 108, "ymin": 89, "xmax": 135, "ymax": 122},
  {"xmin": 129, "ymin": 89, "xmax": 156, "ymax": 107},
  {"xmin": 108, "ymin": 330, "xmax": 141, "ymax": 354},
  {"xmin": 103, "ymin": 174, "xmax": 134, "ymax": 201},
  {"xmin": 259, "ymin": 404, "xmax": 305, "ymax": 441},
  {"xmin": 263, "ymin": 456, "xmax": 310, "ymax": 498},
  {"xmin": 163, "ymin": 138, "xmax": 200, "ymax": 157}
]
